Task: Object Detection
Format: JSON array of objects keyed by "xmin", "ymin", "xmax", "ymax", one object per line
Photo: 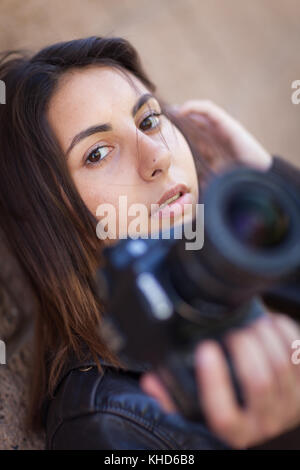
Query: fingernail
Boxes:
[
  {"xmin": 196, "ymin": 342, "xmax": 217, "ymax": 368},
  {"xmin": 169, "ymin": 105, "xmax": 180, "ymax": 113}
]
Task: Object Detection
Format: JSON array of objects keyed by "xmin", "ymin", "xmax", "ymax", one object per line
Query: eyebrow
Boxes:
[{"xmin": 65, "ymin": 92, "xmax": 156, "ymax": 158}]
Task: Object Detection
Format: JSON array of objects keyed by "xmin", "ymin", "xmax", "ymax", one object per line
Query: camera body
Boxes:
[{"xmin": 96, "ymin": 161, "xmax": 300, "ymax": 421}]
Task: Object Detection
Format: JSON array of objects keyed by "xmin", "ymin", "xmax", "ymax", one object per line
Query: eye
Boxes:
[
  {"xmin": 139, "ymin": 112, "xmax": 162, "ymax": 132},
  {"xmin": 84, "ymin": 145, "xmax": 112, "ymax": 167},
  {"xmin": 83, "ymin": 112, "xmax": 162, "ymax": 168}
]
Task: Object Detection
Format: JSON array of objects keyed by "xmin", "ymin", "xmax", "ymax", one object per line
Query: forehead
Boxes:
[
  {"xmin": 48, "ymin": 65, "xmax": 149, "ymax": 120},
  {"xmin": 46, "ymin": 66, "xmax": 152, "ymax": 152}
]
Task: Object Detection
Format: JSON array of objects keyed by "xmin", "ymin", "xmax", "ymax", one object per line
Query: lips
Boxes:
[
  {"xmin": 150, "ymin": 183, "xmax": 190, "ymax": 218},
  {"xmin": 156, "ymin": 183, "xmax": 189, "ymax": 208}
]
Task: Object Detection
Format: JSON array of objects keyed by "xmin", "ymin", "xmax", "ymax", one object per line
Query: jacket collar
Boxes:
[
  {"xmin": 55, "ymin": 342, "xmax": 152, "ymax": 391},
  {"xmin": 41, "ymin": 344, "xmax": 151, "ymax": 428}
]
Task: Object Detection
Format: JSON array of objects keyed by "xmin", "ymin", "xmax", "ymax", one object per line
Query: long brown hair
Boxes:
[{"xmin": 0, "ymin": 35, "xmax": 234, "ymax": 434}]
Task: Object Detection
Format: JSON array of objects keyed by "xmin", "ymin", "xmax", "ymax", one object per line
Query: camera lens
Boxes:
[{"xmin": 226, "ymin": 188, "xmax": 290, "ymax": 249}]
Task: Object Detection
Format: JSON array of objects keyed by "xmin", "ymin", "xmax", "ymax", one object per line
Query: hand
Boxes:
[
  {"xmin": 140, "ymin": 312, "xmax": 300, "ymax": 449},
  {"xmin": 169, "ymin": 99, "xmax": 273, "ymax": 171}
]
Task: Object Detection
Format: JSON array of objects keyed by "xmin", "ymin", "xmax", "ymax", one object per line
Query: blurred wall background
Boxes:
[{"xmin": 0, "ymin": 0, "xmax": 299, "ymax": 450}]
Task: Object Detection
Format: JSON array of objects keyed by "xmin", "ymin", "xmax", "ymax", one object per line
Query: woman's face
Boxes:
[{"xmin": 47, "ymin": 65, "xmax": 199, "ymax": 242}]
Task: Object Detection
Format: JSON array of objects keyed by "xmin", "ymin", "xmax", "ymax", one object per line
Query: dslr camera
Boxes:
[{"xmin": 96, "ymin": 158, "xmax": 300, "ymax": 421}]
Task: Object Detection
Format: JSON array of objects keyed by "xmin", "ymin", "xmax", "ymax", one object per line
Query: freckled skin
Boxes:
[{"xmin": 47, "ymin": 66, "xmax": 199, "ymax": 241}]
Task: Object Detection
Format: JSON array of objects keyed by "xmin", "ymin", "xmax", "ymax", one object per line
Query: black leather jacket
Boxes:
[
  {"xmin": 44, "ymin": 351, "xmax": 231, "ymax": 450},
  {"xmin": 44, "ymin": 156, "xmax": 300, "ymax": 450}
]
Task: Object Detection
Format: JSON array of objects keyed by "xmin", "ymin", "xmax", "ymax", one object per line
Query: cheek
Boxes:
[
  {"xmin": 166, "ymin": 125, "xmax": 193, "ymax": 163},
  {"xmin": 72, "ymin": 171, "xmax": 117, "ymax": 217},
  {"xmin": 171, "ymin": 129, "xmax": 199, "ymax": 198},
  {"xmin": 169, "ymin": 128, "xmax": 196, "ymax": 171}
]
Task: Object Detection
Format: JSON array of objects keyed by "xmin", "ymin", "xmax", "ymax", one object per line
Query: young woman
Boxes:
[{"xmin": 0, "ymin": 36, "xmax": 299, "ymax": 450}]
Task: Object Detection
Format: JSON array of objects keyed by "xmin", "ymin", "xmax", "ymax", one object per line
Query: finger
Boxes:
[
  {"xmin": 178, "ymin": 100, "xmax": 242, "ymax": 143},
  {"xmin": 271, "ymin": 314, "xmax": 300, "ymax": 380},
  {"xmin": 271, "ymin": 314, "xmax": 300, "ymax": 426},
  {"xmin": 195, "ymin": 340, "xmax": 257, "ymax": 448},
  {"xmin": 225, "ymin": 328, "xmax": 281, "ymax": 438},
  {"xmin": 140, "ymin": 372, "xmax": 178, "ymax": 414},
  {"xmin": 250, "ymin": 315, "xmax": 298, "ymax": 425},
  {"xmin": 177, "ymin": 99, "xmax": 272, "ymax": 170},
  {"xmin": 179, "ymin": 100, "xmax": 249, "ymax": 141},
  {"xmin": 179, "ymin": 100, "xmax": 232, "ymax": 120},
  {"xmin": 178, "ymin": 100, "xmax": 251, "ymax": 139}
]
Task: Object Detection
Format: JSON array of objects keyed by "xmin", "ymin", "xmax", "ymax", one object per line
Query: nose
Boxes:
[{"xmin": 135, "ymin": 130, "xmax": 171, "ymax": 181}]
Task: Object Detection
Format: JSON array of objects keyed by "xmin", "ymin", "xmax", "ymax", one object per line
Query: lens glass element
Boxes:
[{"xmin": 226, "ymin": 189, "xmax": 290, "ymax": 249}]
